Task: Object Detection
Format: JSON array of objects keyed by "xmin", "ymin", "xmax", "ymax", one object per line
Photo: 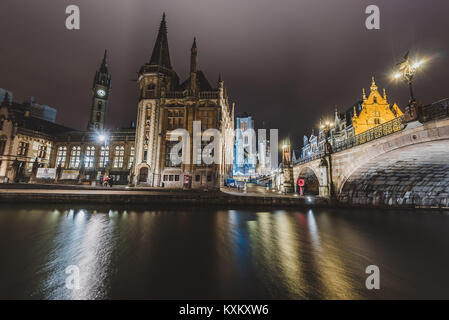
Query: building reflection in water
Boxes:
[{"xmin": 3, "ymin": 206, "xmax": 444, "ymax": 299}]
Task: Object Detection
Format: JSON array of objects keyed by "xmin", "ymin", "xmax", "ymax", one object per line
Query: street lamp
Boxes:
[
  {"xmin": 320, "ymin": 121, "xmax": 333, "ymax": 155},
  {"xmin": 392, "ymin": 52, "xmax": 425, "ymax": 103}
]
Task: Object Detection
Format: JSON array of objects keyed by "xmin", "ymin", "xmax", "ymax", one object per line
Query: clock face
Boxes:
[{"xmin": 97, "ymin": 89, "xmax": 106, "ymax": 97}]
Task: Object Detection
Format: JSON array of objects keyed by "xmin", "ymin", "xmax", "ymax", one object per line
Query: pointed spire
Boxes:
[
  {"xmin": 383, "ymin": 88, "xmax": 387, "ymax": 100},
  {"xmin": 100, "ymin": 49, "xmax": 108, "ymax": 73},
  {"xmin": 190, "ymin": 37, "xmax": 198, "ymax": 74},
  {"xmin": 1, "ymin": 92, "xmax": 10, "ymax": 106},
  {"xmin": 218, "ymin": 73, "xmax": 224, "ymax": 89},
  {"xmin": 149, "ymin": 13, "xmax": 172, "ymax": 69},
  {"xmin": 362, "ymin": 88, "xmax": 367, "ymax": 100},
  {"xmin": 370, "ymin": 76, "xmax": 378, "ymax": 91}
]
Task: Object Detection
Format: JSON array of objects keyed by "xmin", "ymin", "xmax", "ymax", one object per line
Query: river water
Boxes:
[{"xmin": 0, "ymin": 204, "xmax": 448, "ymax": 299}]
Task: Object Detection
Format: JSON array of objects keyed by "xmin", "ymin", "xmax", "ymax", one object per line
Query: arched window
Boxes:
[
  {"xmin": 85, "ymin": 146, "xmax": 95, "ymax": 168},
  {"xmin": 69, "ymin": 146, "xmax": 81, "ymax": 168},
  {"xmin": 113, "ymin": 146, "xmax": 125, "ymax": 168}
]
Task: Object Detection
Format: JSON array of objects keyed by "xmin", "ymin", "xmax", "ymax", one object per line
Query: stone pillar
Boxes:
[
  {"xmin": 318, "ymin": 157, "xmax": 330, "ymax": 197},
  {"xmin": 282, "ymin": 165, "xmax": 294, "ymax": 194}
]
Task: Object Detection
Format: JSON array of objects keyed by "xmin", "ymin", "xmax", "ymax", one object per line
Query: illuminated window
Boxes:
[
  {"xmin": 113, "ymin": 146, "xmax": 125, "ymax": 168},
  {"xmin": 100, "ymin": 146, "xmax": 109, "ymax": 168},
  {"xmin": 85, "ymin": 146, "xmax": 95, "ymax": 168},
  {"xmin": 56, "ymin": 146, "xmax": 67, "ymax": 166},
  {"xmin": 17, "ymin": 142, "xmax": 29, "ymax": 156},
  {"xmin": 69, "ymin": 146, "xmax": 81, "ymax": 168},
  {"xmin": 128, "ymin": 146, "xmax": 135, "ymax": 169}
]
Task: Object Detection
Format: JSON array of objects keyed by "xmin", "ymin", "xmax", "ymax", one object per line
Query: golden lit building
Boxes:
[{"xmin": 352, "ymin": 77, "xmax": 403, "ymax": 135}]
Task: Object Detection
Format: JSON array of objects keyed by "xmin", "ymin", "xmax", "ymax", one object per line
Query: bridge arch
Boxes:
[
  {"xmin": 333, "ymin": 119, "xmax": 449, "ymax": 194},
  {"xmin": 297, "ymin": 167, "xmax": 320, "ymax": 195},
  {"xmin": 339, "ymin": 138, "xmax": 449, "ymax": 207}
]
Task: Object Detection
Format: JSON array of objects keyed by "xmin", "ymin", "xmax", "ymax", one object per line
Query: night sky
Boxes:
[{"xmin": 1, "ymin": 0, "xmax": 448, "ymax": 148}]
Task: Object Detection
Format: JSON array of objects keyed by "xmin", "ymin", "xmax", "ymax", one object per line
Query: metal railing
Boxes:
[{"xmin": 295, "ymin": 116, "xmax": 405, "ymax": 165}]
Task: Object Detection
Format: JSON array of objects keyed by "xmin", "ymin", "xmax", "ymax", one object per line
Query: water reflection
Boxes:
[{"xmin": 0, "ymin": 205, "xmax": 449, "ymax": 299}]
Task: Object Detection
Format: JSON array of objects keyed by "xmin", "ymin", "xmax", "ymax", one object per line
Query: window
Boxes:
[
  {"xmin": 374, "ymin": 118, "xmax": 380, "ymax": 125},
  {"xmin": 199, "ymin": 111, "xmax": 214, "ymax": 131},
  {"xmin": 163, "ymin": 175, "xmax": 168, "ymax": 181},
  {"xmin": 98, "ymin": 101, "xmax": 102, "ymax": 110},
  {"xmin": 0, "ymin": 140, "xmax": 6, "ymax": 155},
  {"xmin": 175, "ymin": 175, "xmax": 179, "ymax": 181},
  {"xmin": 96, "ymin": 112, "xmax": 101, "ymax": 122},
  {"xmin": 195, "ymin": 175, "xmax": 200, "ymax": 182},
  {"xmin": 147, "ymin": 84, "xmax": 156, "ymax": 91},
  {"xmin": 113, "ymin": 146, "xmax": 125, "ymax": 168},
  {"xmin": 56, "ymin": 146, "xmax": 67, "ymax": 166},
  {"xmin": 38, "ymin": 145, "xmax": 47, "ymax": 158},
  {"xmin": 207, "ymin": 175, "xmax": 212, "ymax": 182},
  {"xmin": 165, "ymin": 141, "xmax": 182, "ymax": 168},
  {"xmin": 100, "ymin": 146, "xmax": 109, "ymax": 168},
  {"xmin": 169, "ymin": 175, "xmax": 174, "ymax": 181},
  {"xmin": 69, "ymin": 146, "xmax": 81, "ymax": 168},
  {"xmin": 85, "ymin": 146, "xmax": 95, "ymax": 168},
  {"xmin": 128, "ymin": 146, "xmax": 135, "ymax": 169},
  {"xmin": 167, "ymin": 110, "xmax": 184, "ymax": 130},
  {"xmin": 143, "ymin": 150, "xmax": 148, "ymax": 162},
  {"xmin": 17, "ymin": 142, "xmax": 29, "ymax": 156}
]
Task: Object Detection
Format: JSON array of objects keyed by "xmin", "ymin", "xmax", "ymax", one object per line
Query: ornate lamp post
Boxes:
[{"xmin": 393, "ymin": 52, "xmax": 425, "ymax": 104}]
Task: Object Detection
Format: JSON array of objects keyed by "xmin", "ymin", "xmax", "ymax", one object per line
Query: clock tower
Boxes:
[{"xmin": 88, "ymin": 50, "xmax": 112, "ymax": 130}]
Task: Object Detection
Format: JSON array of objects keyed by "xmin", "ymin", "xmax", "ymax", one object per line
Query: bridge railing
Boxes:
[
  {"xmin": 294, "ymin": 116, "xmax": 405, "ymax": 165},
  {"xmin": 355, "ymin": 116, "xmax": 404, "ymax": 145},
  {"xmin": 422, "ymin": 98, "xmax": 449, "ymax": 122}
]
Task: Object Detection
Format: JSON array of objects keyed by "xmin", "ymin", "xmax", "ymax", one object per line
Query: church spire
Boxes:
[
  {"xmin": 100, "ymin": 49, "xmax": 108, "ymax": 73},
  {"xmin": 149, "ymin": 13, "xmax": 172, "ymax": 69},
  {"xmin": 190, "ymin": 37, "xmax": 198, "ymax": 93}
]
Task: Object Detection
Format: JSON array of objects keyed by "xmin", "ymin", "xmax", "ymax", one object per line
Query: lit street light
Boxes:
[{"xmin": 392, "ymin": 51, "xmax": 425, "ymax": 103}]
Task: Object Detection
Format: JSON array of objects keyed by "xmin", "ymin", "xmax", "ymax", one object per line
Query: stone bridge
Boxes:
[{"xmin": 293, "ymin": 116, "xmax": 449, "ymax": 208}]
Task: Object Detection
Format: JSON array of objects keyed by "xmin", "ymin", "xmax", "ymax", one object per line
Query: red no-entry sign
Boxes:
[{"xmin": 297, "ymin": 178, "xmax": 305, "ymax": 196}]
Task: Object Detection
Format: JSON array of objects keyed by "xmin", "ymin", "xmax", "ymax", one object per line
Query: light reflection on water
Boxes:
[{"xmin": 0, "ymin": 205, "xmax": 449, "ymax": 299}]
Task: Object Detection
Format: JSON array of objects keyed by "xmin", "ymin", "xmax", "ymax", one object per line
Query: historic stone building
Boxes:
[
  {"xmin": 133, "ymin": 14, "xmax": 234, "ymax": 188},
  {"xmin": 0, "ymin": 51, "xmax": 135, "ymax": 184},
  {"xmin": 50, "ymin": 50, "xmax": 136, "ymax": 185},
  {"xmin": 1, "ymin": 14, "xmax": 234, "ymax": 187},
  {"xmin": 352, "ymin": 77, "xmax": 403, "ymax": 135},
  {"xmin": 0, "ymin": 93, "xmax": 73, "ymax": 182},
  {"xmin": 301, "ymin": 77, "xmax": 404, "ymax": 160}
]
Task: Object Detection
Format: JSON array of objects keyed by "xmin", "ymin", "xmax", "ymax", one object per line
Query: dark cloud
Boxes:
[{"xmin": 1, "ymin": 0, "xmax": 448, "ymax": 147}]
